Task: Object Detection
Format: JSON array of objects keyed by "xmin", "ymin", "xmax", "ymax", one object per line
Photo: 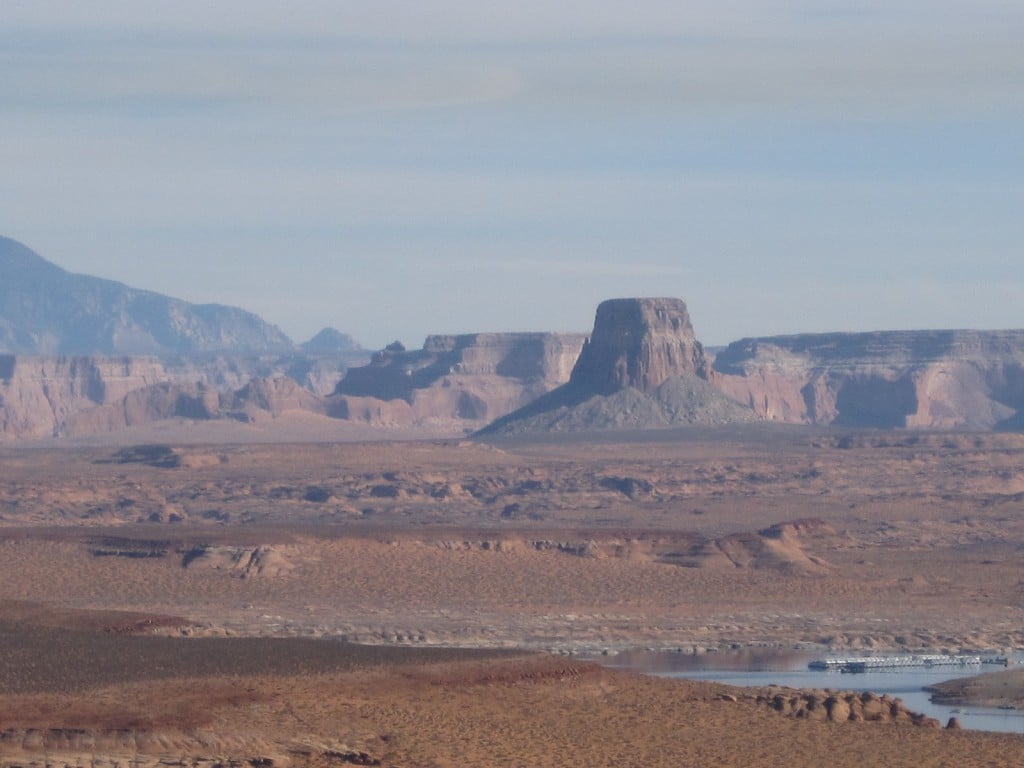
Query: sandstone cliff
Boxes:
[
  {"xmin": 570, "ymin": 297, "xmax": 712, "ymax": 394},
  {"xmin": 0, "ymin": 355, "xmax": 170, "ymax": 439},
  {"xmin": 60, "ymin": 381, "xmax": 222, "ymax": 437},
  {"xmin": 0, "ymin": 353, "xmax": 361, "ymax": 440},
  {"xmin": 0, "ymin": 332, "xmax": 584, "ymax": 439},
  {"xmin": 713, "ymin": 330, "xmax": 1024, "ymax": 430},
  {"xmin": 479, "ymin": 298, "xmax": 756, "ymax": 435},
  {"xmin": 332, "ymin": 332, "xmax": 587, "ymax": 427}
]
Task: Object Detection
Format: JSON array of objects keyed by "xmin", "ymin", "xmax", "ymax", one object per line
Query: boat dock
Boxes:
[{"xmin": 808, "ymin": 654, "xmax": 982, "ymax": 673}]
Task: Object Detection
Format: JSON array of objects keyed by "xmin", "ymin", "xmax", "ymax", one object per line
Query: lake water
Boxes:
[{"xmin": 603, "ymin": 649, "xmax": 1024, "ymax": 734}]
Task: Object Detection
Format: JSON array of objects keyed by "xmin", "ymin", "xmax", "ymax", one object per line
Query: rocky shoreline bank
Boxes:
[{"xmin": 926, "ymin": 667, "xmax": 1024, "ymax": 709}]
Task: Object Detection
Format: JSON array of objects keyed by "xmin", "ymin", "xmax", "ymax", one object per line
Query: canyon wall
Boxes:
[
  {"xmin": 0, "ymin": 333, "xmax": 587, "ymax": 439},
  {"xmin": 0, "ymin": 353, "xmax": 354, "ymax": 440},
  {"xmin": 712, "ymin": 330, "xmax": 1024, "ymax": 430},
  {"xmin": 5, "ymin": 317, "xmax": 1024, "ymax": 440},
  {"xmin": 0, "ymin": 355, "xmax": 170, "ymax": 439},
  {"xmin": 334, "ymin": 332, "xmax": 588, "ymax": 427}
]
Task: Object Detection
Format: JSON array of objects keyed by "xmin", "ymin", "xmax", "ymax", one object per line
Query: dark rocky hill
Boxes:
[
  {"xmin": 0, "ymin": 236, "xmax": 293, "ymax": 355},
  {"xmin": 478, "ymin": 298, "xmax": 757, "ymax": 435}
]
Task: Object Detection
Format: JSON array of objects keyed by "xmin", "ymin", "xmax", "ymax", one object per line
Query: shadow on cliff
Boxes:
[{"xmin": 830, "ymin": 377, "xmax": 919, "ymax": 429}]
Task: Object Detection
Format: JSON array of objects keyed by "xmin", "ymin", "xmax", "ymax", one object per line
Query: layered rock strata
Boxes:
[
  {"xmin": 0, "ymin": 355, "xmax": 170, "ymax": 439},
  {"xmin": 0, "ymin": 354, "xmax": 353, "ymax": 440},
  {"xmin": 569, "ymin": 297, "xmax": 712, "ymax": 394},
  {"xmin": 0, "ymin": 332, "xmax": 585, "ymax": 439},
  {"xmin": 713, "ymin": 330, "xmax": 1024, "ymax": 430},
  {"xmin": 332, "ymin": 332, "xmax": 587, "ymax": 427}
]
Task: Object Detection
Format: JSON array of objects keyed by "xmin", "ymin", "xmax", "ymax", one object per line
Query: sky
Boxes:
[{"xmin": 1, "ymin": 1, "xmax": 1022, "ymax": 349}]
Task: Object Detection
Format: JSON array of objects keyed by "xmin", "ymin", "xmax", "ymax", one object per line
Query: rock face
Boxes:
[
  {"xmin": 570, "ymin": 297, "xmax": 712, "ymax": 394},
  {"xmin": 333, "ymin": 332, "xmax": 587, "ymax": 427},
  {"xmin": 0, "ymin": 235, "xmax": 293, "ymax": 355},
  {"xmin": 479, "ymin": 298, "xmax": 756, "ymax": 435},
  {"xmin": 0, "ymin": 333, "xmax": 584, "ymax": 439},
  {"xmin": 0, "ymin": 355, "xmax": 170, "ymax": 439},
  {"xmin": 0, "ymin": 354, "xmax": 360, "ymax": 440},
  {"xmin": 713, "ymin": 330, "xmax": 1024, "ymax": 430}
]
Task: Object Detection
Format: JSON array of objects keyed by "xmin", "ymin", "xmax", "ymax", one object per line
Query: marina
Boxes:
[{"xmin": 808, "ymin": 654, "xmax": 985, "ymax": 673}]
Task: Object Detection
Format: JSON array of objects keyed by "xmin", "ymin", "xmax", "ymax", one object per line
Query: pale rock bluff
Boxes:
[
  {"xmin": 0, "ymin": 354, "xmax": 360, "ymax": 440},
  {"xmin": 713, "ymin": 330, "xmax": 1024, "ymax": 430},
  {"xmin": 0, "ymin": 333, "xmax": 586, "ymax": 439},
  {"xmin": 332, "ymin": 332, "xmax": 587, "ymax": 427}
]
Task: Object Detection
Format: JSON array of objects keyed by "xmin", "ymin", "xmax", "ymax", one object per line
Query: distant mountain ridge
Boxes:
[
  {"xmin": 300, "ymin": 327, "xmax": 362, "ymax": 355},
  {"xmin": 0, "ymin": 236, "xmax": 293, "ymax": 355},
  {"xmin": 2, "ymin": 242, "xmax": 1023, "ymax": 441}
]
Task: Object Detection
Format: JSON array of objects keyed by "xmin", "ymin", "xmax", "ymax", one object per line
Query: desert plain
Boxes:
[{"xmin": 1, "ymin": 424, "xmax": 1024, "ymax": 766}]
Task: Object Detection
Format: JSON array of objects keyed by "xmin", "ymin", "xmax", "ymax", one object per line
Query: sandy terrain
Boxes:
[
  {"xmin": 1, "ymin": 428, "xmax": 1022, "ymax": 652},
  {"xmin": 0, "ymin": 608, "xmax": 1022, "ymax": 768},
  {"xmin": 0, "ymin": 626, "xmax": 1019, "ymax": 768},
  {"xmin": 928, "ymin": 666, "xmax": 1024, "ymax": 709},
  {"xmin": 1, "ymin": 425, "xmax": 1023, "ymax": 764}
]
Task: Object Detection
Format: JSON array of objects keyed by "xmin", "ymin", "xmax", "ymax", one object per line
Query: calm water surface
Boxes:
[{"xmin": 605, "ymin": 649, "xmax": 1024, "ymax": 734}]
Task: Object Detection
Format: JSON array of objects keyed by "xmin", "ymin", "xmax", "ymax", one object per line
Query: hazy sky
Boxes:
[{"xmin": 2, "ymin": 1, "xmax": 1022, "ymax": 348}]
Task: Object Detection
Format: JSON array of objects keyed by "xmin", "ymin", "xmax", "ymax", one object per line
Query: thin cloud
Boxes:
[
  {"xmin": 3, "ymin": 2, "xmax": 1022, "ymax": 121},
  {"xmin": 428, "ymin": 258, "xmax": 693, "ymax": 278},
  {"xmin": 1, "ymin": 0, "xmax": 1022, "ymax": 346}
]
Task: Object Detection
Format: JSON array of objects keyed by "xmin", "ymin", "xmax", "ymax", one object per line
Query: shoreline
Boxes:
[{"xmin": 926, "ymin": 667, "xmax": 1024, "ymax": 709}]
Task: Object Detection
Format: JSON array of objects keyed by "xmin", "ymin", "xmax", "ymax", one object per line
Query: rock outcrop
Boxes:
[
  {"xmin": 332, "ymin": 332, "xmax": 587, "ymax": 427},
  {"xmin": 925, "ymin": 666, "xmax": 1024, "ymax": 709},
  {"xmin": 58, "ymin": 377, "xmax": 331, "ymax": 438},
  {"xmin": 750, "ymin": 687, "xmax": 940, "ymax": 727},
  {"xmin": 225, "ymin": 376, "xmax": 328, "ymax": 420},
  {"xmin": 0, "ymin": 354, "xmax": 364, "ymax": 440},
  {"xmin": 570, "ymin": 297, "xmax": 712, "ymax": 394},
  {"xmin": 0, "ymin": 332, "xmax": 585, "ymax": 439},
  {"xmin": 181, "ymin": 544, "xmax": 296, "ymax": 577},
  {"xmin": 61, "ymin": 381, "xmax": 222, "ymax": 437},
  {"xmin": 505, "ymin": 519, "xmax": 835, "ymax": 574},
  {"xmin": 0, "ymin": 355, "xmax": 170, "ymax": 439},
  {"xmin": 9, "ymin": 257, "xmax": 1023, "ymax": 440},
  {"xmin": 479, "ymin": 298, "xmax": 756, "ymax": 435},
  {"xmin": 713, "ymin": 329, "xmax": 1024, "ymax": 430}
]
